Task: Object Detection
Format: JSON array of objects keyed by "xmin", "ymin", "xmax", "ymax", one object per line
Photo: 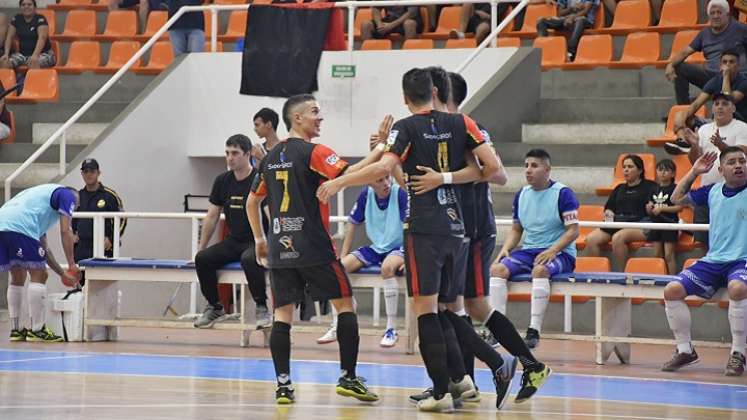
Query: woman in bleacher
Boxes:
[
  {"xmin": 0, "ymin": 0, "xmax": 55, "ymax": 69},
  {"xmin": 585, "ymin": 154, "xmax": 658, "ymax": 270}
]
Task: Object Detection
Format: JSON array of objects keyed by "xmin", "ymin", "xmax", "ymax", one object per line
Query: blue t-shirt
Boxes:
[
  {"xmin": 349, "ymin": 186, "xmax": 408, "ymax": 224},
  {"xmin": 689, "ymin": 182, "xmax": 747, "ymax": 205},
  {"xmin": 702, "ymin": 72, "xmax": 747, "ymax": 118},
  {"xmin": 690, "ymin": 20, "xmax": 747, "ymax": 73},
  {"xmin": 512, "ymin": 181, "xmax": 579, "ymax": 224}
]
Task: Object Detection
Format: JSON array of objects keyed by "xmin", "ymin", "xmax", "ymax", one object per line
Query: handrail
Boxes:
[{"xmin": 4, "ymin": 0, "xmax": 523, "ymax": 202}]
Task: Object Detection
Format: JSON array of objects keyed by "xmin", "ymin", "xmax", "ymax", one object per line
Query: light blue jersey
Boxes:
[
  {"xmin": 702, "ymin": 181, "xmax": 747, "ymax": 263},
  {"xmin": 516, "ymin": 181, "xmax": 579, "ymax": 258},
  {"xmin": 0, "ymin": 184, "xmax": 75, "ymax": 241},
  {"xmin": 364, "ymin": 184, "xmax": 404, "ymax": 254}
]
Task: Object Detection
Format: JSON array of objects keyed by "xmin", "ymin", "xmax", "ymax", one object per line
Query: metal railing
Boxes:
[{"xmin": 4, "ymin": 0, "xmax": 527, "ymax": 202}]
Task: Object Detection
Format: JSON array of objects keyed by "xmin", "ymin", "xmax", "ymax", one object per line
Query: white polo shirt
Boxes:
[{"xmin": 696, "ymin": 118, "xmax": 747, "ymax": 184}]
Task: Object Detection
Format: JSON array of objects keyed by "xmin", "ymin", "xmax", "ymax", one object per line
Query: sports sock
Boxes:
[
  {"xmin": 7, "ymin": 285, "xmax": 23, "ymax": 331},
  {"xmin": 665, "ymin": 300, "xmax": 693, "ymax": 354},
  {"xmin": 329, "ymin": 304, "xmax": 338, "ymax": 329},
  {"xmin": 418, "ymin": 313, "xmax": 450, "ymax": 398},
  {"xmin": 489, "ymin": 277, "xmax": 508, "ymax": 314},
  {"xmin": 27, "ymin": 282, "xmax": 46, "ymax": 331},
  {"xmin": 270, "ymin": 321, "xmax": 292, "ymax": 385},
  {"xmin": 529, "ymin": 278, "xmax": 551, "ymax": 332},
  {"xmin": 337, "ymin": 312, "xmax": 359, "ymax": 379},
  {"xmin": 383, "ymin": 278, "xmax": 398, "ymax": 330},
  {"xmin": 438, "ymin": 311, "xmax": 467, "ymax": 382},
  {"xmin": 729, "ymin": 299, "xmax": 747, "ymax": 355},
  {"xmin": 445, "ymin": 310, "xmax": 504, "ymax": 372},
  {"xmin": 484, "ymin": 309, "xmax": 540, "ymax": 369}
]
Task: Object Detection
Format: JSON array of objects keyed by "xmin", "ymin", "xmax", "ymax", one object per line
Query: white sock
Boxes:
[
  {"xmin": 665, "ymin": 300, "xmax": 693, "ymax": 354},
  {"xmin": 330, "ymin": 304, "xmax": 338, "ymax": 330},
  {"xmin": 529, "ymin": 278, "xmax": 551, "ymax": 332},
  {"xmin": 7, "ymin": 285, "xmax": 24, "ymax": 330},
  {"xmin": 489, "ymin": 277, "xmax": 508, "ymax": 315},
  {"xmin": 383, "ymin": 277, "xmax": 398, "ymax": 330},
  {"xmin": 729, "ymin": 299, "xmax": 747, "ymax": 356},
  {"xmin": 453, "ymin": 309, "xmax": 467, "ymax": 317},
  {"xmin": 27, "ymin": 282, "xmax": 47, "ymax": 332}
]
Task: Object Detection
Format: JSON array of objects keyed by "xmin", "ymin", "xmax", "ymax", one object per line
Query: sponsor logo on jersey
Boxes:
[
  {"xmin": 38, "ymin": 247, "xmax": 46, "ymax": 258},
  {"xmin": 386, "ymin": 130, "xmax": 399, "ymax": 145},
  {"xmin": 273, "ymin": 218, "xmax": 281, "ymax": 234},
  {"xmin": 97, "ymin": 199, "xmax": 106, "ymax": 209},
  {"xmin": 423, "ymin": 132, "xmax": 452, "ymax": 141},
  {"xmin": 16, "ymin": 248, "xmax": 23, "ymax": 258},
  {"xmin": 278, "ymin": 235, "xmax": 300, "ymax": 260},
  {"xmin": 280, "ymin": 216, "xmax": 304, "ymax": 232},
  {"xmin": 268, "ymin": 162, "xmax": 293, "ymax": 170},
  {"xmin": 325, "ymin": 154, "xmax": 340, "ymax": 166}
]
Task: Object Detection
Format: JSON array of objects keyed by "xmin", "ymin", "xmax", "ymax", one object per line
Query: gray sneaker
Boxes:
[
  {"xmin": 193, "ymin": 304, "xmax": 227, "ymax": 328},
  {"xmin": 255, "ymin": 305, "xmax": 272, "ymax": 328}
]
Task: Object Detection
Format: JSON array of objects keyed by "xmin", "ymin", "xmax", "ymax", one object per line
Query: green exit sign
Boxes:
[{"xmin": 332, "ymin": 65, "xmax": 356, "ymax": 78}]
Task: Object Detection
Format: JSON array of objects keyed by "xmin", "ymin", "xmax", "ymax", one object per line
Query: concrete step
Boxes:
[
  {"xmin": 0, "ymin": 163, "xmax": 61, "ymax": 188},
  {"xmin": 13, "ymin": 102, "xmax": 128, "ymax": 140},
  {"xmin": 490, "ymin": 191, "xmax": 607, "ymax": 216},
  {"xmin": 522, "ymin": 123, "xmax": 662, "ymax": 144},
  {"xmin": 541, "ymin": 67, "xmax": 673, "ymax": 99},
  {"xmin": 495, "ymin": 166, "xmax": 612, "ymax": 195},
  {"xmin": 0, "ymin": 143, "xmax": 86, "ymax": 163},
  {"xmin": 495, "ymin": 142, "xmax": 667, "ymax": 166},
  {"xmin": 58, "ymin": 74, "xmax": 154, "ymax": 102},
  {"xmin": 33, "ymin": 123, "xmax": 109, "ymax": 145},
  {"xmin": 538, "ymin": 97, "xmax": 673, "ymax": 123}
]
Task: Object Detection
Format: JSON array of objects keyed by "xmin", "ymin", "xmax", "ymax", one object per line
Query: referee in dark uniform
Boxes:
[{"xmin": 72, "ymin": 158, "xmax": 125, "ymax": 263}]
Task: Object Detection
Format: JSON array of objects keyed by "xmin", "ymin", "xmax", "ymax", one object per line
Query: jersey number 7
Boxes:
[{"xmin": 275, "ymin": 170, "xmax": 290, "ymax": 213}]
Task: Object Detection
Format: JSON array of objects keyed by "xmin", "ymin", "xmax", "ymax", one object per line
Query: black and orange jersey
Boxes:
[
  {"xmin": 467, "ymin": 123, "xmax": 497, "ymax": 239},
  {"xmin": 384, "ymin": 110, "xmax": 484, "ymax": 237},
  {"xmin": 251, "ymin": 138, "xmax": 348, "ymax": 268}
]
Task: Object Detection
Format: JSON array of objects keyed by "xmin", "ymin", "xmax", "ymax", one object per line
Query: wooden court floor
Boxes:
[{"xmin": 0, "ymin": 325, "xmax": 745, "ymax": 419}]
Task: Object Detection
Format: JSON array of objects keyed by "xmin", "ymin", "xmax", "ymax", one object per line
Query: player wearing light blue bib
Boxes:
[
  {"xmin": 490, "ymin": 149, "xmax": 580, "ymax": 349},
  {"xmin": 664, "ymin": 147, "xmax": 747, "ymax": 376},
  {"xmin": 0, "ymin": 183, "xmax": 80, "ymax": 343}
]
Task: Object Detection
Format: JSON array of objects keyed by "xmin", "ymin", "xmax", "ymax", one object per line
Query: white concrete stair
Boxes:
[
  {"xmin": 521, "ymin": 123, "xmax": 663, "ymax": 144},
  {"xmin": 492, "ymin": 166, "xmax": 612, "ymax": 195},
  {"xmin": 0, "ymin": 164, "xmax": 61, "ymax": 188},
  {"xmin": 33, "ymin": 123, "xmax": 109, "ymax": 146}
]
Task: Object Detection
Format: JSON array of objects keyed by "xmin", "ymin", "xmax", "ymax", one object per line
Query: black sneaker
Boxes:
[
  {"xmin": 494, "ymin": 355, "xmax": 518, "ymax": 409},
  {"xmin": 9, "ymin": 328, "xmax": 27, "ymax": 342},
  {"xmin": 408, "ymin": 387, "xmax": 433, "ymax": 404},
  {"xmin": 193, "ymin": 304, "xmax": 226, "ymax": 328},
  {"xmin": 664, "ymin": 138, "xmax": 691, "ymax": 155},
  {"xmin": 336, "ymin": 376, "xmax": 379, "ymax": 402},
  {"xmin": 662, "ymin": 349, "xmax": 699, "ymax": 372},
  {"xmin": 515, "ymin": 364, "xmax": 552, "ymax": 403},
  {"xmin": 524, "ymin": 328, "xmax": 540, "ymax": 349},
  {"xmin": 275, "ymin": 384, "xmax": 295, "ymax": 404},
  {"xmin": 724, "ymin": 351, "xmax": 745, "ymax": 376},
  {"xmin": 26, "ymin": 325, "xmax": 63, "ymax": 342}
]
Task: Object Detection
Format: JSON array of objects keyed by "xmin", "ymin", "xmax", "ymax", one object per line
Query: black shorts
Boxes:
[
  {"xmin": 646, "ymin": 227, "xmax": 679, "ymax": 243},
  {"xmin": 464, "ymin": 236, "xmax": 496, "ymax": 299},
  {"xmin": 439, "ymin": 238, "xmax": 470, "ymax": 303},
  {"xmin": 119, "ymin": 0, "xmax": 139, "ymax": 8},
  {"xmin": 269, "ymin": 260, "xmax": 352, "ymax": 308},
  {"xmin": 370, "ymin": 15, "xmax": 424, "ymax": 39},
  {"xmin": 467, "ymin": 15, "xmax": 489, "ymax": 33},
  {"xmin": 404, "ymin": 232, "xmax": 463, "ymax": 299}
]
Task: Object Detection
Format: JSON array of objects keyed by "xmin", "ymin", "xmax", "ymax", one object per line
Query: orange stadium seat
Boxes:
[
  {"xmin": 576, "ymin": 205, "xmax": 604, "ymax": 250},
  {"xmin": 57, "ymin": 10, "xmax": 97, "ymax": 42},
  {"xmin": 99, "ymin": 10, "xmax": 137, "ymax": 41},
  {"xmin": 134, "ymin": 41, "xmax": 174, "ymax": 75},
  {"xmin": 575, "ymin": 256, "xmax": 612, "ymax": 272},
  {"xmin": 353, "ymin": 8, "xmax": 372, "ymax": 38},
  {"xmin": 96, "ymin": 41, "xmax": 141, "ymax": 73},
  {"xmin": 139, "ymin": 11, "xmax": 168, "ymax": 42},
  {"xmin": 625, "ymin": 257, "xmax": 667, "ymax": 274},
  {"xmin": 361, "ymin": 39, "xmax": 392, "ymax": 50},
  {"xmin": 15, "ymin": 69, "xmax": 59, "ymax": 103},
  {"xmin": 58, "ymin": 40, "xmax": 100, "ymax": 73},
  {"xmin": 658, "ymin": 30, "xmax": 706, "ymax": 66},
  {"xmin": 203, "ymin": 11, "xmax": 214, "ymax": 39},
  {"xmin": 0, "ymin": 69, "xmax": 16, "ymax": 101},
  {"xmin": 423, "ymin": 6, "xmax": 461, "ymax": 40},
  {"xmin": 595, "ymin": 153, "xmax": 656, "ymax": 195},
  {"xmin": 683, "ymin": 258, "xmax": 698, "ymax": 269},
  {"xmin": 221, "ymin": 11, "xmax": 248, "ymax": 42},
  {"xmin": 497, "ymin": 37, "xmax": 521, "ymax": 47},
  {"xmin": 562, "ymin": 34, "xmax": 613, "ymax": 69},
  {"xmin": 655, "ymin": 0, "xmax": 699, "ymax": 31},
  {"xmin": 49, "ymin": 0, "xmax": 107, "ymax": 11},
  {"xmin": 676, "ymin": 206, "xmax": 704, "ymax": 251},
  {"xmin": 592, "ymin": 4, "xmax": 605, "ymax": 29},
  {"xmin": 594, "ymin": 0, "xmax": 650, "ymax": 34},
  {"xmin": 533, "ymin": 36, "xmax": 567, "ymax": 69},
  {"xmin": 402, "ymin": 39, "xmax": 433, "ymax": 49},
  {"xmin": 445, "ymin": 38, "xmax": 477, "ymax": 49},
  {"xmin": 508, "ymin": 3, "xmax": 555, "ymax": 36},
  {"xmin": 646, "ymin": 104, "xmax": 706, "ymax": 147},
  {"xmin": 609, "ymin": 32, "xmax": 660, "ymax": 68},
  {"xmin": 38, "ymin": 9, "xmax": 56, "ymax": 35},
  {"xmin": 204, "ymin": 41, "xmax": 224, "ymax": 52}
]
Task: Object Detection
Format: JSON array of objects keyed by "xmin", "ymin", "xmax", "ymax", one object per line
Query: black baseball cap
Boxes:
[
  {"xmin": 81, "ymin": 158, "xmax": 100, "ymax": 171},
  {"xmin": 712, "ymin": 92, "xmax": 735, "ymax": 103}
]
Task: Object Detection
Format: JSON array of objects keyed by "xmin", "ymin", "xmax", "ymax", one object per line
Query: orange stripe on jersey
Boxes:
[
  {"xmin": 250, "ymin": 178, "xmax": 267, "ymax": 198},
  {"xmin": 462, "ymin": 114, "xmax": 485, "ymax": 147},
  {"xmin": 309, "ymin": 143, "xmax": 348, "ymax": 180},
  {"xmin": 406, "ymin": 235, "xmax": 419, "ymax": 297},
  {"xmin": 473, "ymin": 241, "xmax": 485, "ymax": 297},
  {"xmin": 332, "ymin": 260, "xmax": 351, "ymax": 297}
]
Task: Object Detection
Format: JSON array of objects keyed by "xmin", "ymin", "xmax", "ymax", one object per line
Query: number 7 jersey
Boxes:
[{"xmin": 250, "ymin": 138, "xmax": 348, "ymax": 268}]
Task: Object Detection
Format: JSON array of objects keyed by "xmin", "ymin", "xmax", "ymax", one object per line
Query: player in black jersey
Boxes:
[
  {"xmin": 317, "ymin": 68, "xmax": 500, "ymax": 413},
  {"xmin": 247, "ymin": 94, "xmax": 378, "ymax": 405}
]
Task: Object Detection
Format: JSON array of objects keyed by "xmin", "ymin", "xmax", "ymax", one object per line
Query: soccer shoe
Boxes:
[
  {"xmin": 379, "ymin": 328, "xmax": 398, "ymax": 348},
  {"xmin": 336, "ymin": 376, "xmax": 379, "ymax": 402},
  {"xmin": 9, "ymin": 328, "xmax": 27, "ymax": 342},
  {"xmin": 275, "ymin": 385, "xmax": 295, "ymax": 404},
  {"xmin": 408, "ymin": 387, "xmax": 433, "ymax": 405},
  {"xmin": 662, "ymin": 349, "xmax": 699, "ymax": 372},
  {"xmin": 193, "ymin": 304, "xmax": 227, "ymax": 328},
  {"xmin": 255, "ymin": 305, "xmax": 272, "ymax": 328},
  {"xmin": 417, "ymin": 393, "xmax": 455, "ymax": 413},
  {"xmin": 26, "ymin": 325, "xmax": 63, "ymax": 343},
  {"xmin": 449, "ymin": 375, "xmax": 479, "ymax": 403},
  {"xmin": 725, "ymin": 351, "xmax": 745, "ymax": 376},
  {"xmin": 515, "ymin": 364, "xmax": 552, "ymax": 403},
  {"xmin": 524, "ymin": 328, "xmax": 540, "ymax": 349},
  {"xmin": 316, "ymin": 326, "xmax": 337, "ymax": 344},
  {"xmin": 664, "ymin": 138, "xmax": 691, "ymax": 156},
  {"xmin": 494, "ymin": 354, "xmax": 518, "ymax": 409}
]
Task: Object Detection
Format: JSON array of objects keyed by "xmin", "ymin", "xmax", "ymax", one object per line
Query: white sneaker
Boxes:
[
  {"xmin": 379, "ymin": 328, "xmax": 398, "ymax": 348},
  {"xmin": 317, "ymin": 327, "xmax": 337, "ymax": 344},
  {"xmin": 449, "ymin": 375, "xmax": 479, "ymax": 402},
  {"xmin": 417, "ymin": 393, "xmax": 455, "ymax": 413}
]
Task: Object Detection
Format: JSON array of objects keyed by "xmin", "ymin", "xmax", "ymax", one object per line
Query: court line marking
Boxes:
[
  {"xmin": 0, "ymin": 355, "xmax": 91, "ymax": 364},
  {"xmin": 2, "ymin": 370, "xmax": 744, "ymax": 414}
]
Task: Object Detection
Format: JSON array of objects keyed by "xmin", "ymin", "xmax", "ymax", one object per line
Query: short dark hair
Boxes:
[
  {"xmin": 19, "ymin": 0, "xmax": 37, "ymax": 7},
  {"xmin": 253, "ymin": 107, "xmax": 279, "ymax": 130},
  {"xmin": 449, "ymin": 72, "xmax": 467, "ymax": 107},
  {"xmin": 721, "ymin": 48, "xmax": 740, "ymax": 60},
  {"xmin": 282, "ymin": 94, "xmax": 316, "ymax": 131},
  {"xmin": 720, "ymin": 145, "xmax": 746, "ymax": 162},
  {"xmin": 623, "ymin": 154, "xmax": 646, "ymax": 179},
  {"xmin": 402, "ymin": 68, "xmax": 433, "ymax": 106},
  {"xmin": 425, "ymin": 66, "xmax": 450, "ymax": 104},
  {"xmin": 225, "ymin": 134, "xmax": 252, "ymax": 153},
  {"xmin": 656, "ymin": 158, "xmax": 676, "ymax": 172},
  {"xmin": 525, "ymin": 148, "xmax": 551, "ymax": 164}
]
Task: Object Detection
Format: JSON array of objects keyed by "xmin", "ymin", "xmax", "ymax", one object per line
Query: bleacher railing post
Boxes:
[
  {"xmin": 113, "ymin": 215, "xmax": 121, "ymax": 258},
  {"xmin": 211, "ymin": 9, "xmax": 218, "ymax": 52},
  {"xmin": 347, "ymin": 5, "xmax": 356, "ymax": 51},
  {"xmin": 190, "ymin": 217, "xmax": 200, "ymax": 314},
  {"xmin": 490, "ymin": 0, "xmax": 498, "ymax": 48}
]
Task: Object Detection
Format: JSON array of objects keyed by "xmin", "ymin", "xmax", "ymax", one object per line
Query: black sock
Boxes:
[
  {"xmin": 438, "ymin": 311, "xmax": 467, "ymax": 382},
  {"xmin": 270, "ymin": 321, "xmax": 292, "ymax": 385},
  {"xmin": 445, "ymin": 310, "xmax": 504, "ymax": 372},
  {"xmin": 337, "ymin": 312, "xmax": 359, "ymax": 379},
  {"xmin": 418, "ymin": 313, "xmax": 450, "ymax": 398},
  {"xmin": 255, "ymin": 299, "xmax": 267, "ymax": 309},
  {"xmin": 461, "ymin": 315, "xmax": 476, "ymax": 381},
  {"xmin": 485, "ymin": 309, "xmax": 541, "ymax": 370}
]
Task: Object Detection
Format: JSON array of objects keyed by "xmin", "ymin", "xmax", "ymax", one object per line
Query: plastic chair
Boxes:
[
  {"xmin": 48, "ymin": 0, "xmax": 107, "ymax": 11},
  {"xmin": 592, "ymin": 3, "xmax": 605, "ymax": 29},
  {"xmin": 221, "ymin": 10, "xmax": 248, "ymax": 41},
  {"xmin": 203, "ymin": 11, "xmax": 214, "ymax": 39},
  {"xmin": 37, "ymin": 9, "xmax": 56, "ymax": 35},
  {"xmin": 134, "ymin": 41, "xmax": 174, "ymax": 75},
  {"xmin": 99, "ymin": 10, "xmax": 137, "ymax": 41},
  {"xmin": 15, "ymin": 69, "xmax": 59, "ymax": 103},
  {"xmin": 646, "ymin": 104, "xmax": 706, "ymax": 146},
  {"xmin": 662, "ymin": 30, "xmax": 705, "ymax": 66},
  {"xmin": 96, "ymin": 41, "xmax": 141, "ymax": 73},
  {"xmin": 57, "ymin": 10, "xmax": 97, "ymax": 41},
  {"xmin": 445, "ymin": 38, "xmax": 477, "ymax": 49},
  {"xmin": 360, "ymin": 39, "xmax": 392, "ymax": 50},
  {"xmin": 497, "ymin": 37, "xmax": 521, "ymax": 47},
  {"xmin": 58, "ymin": 40, "xmax": 100, "ymax": 73},
  {"xmin": 597, "ymin": 0, "xmax": 651, "ymax": 34},
  {"xmin": 353, "ymin": 8, "xmax": 372, "ymax": 38},
  {"xmin": 624, "ymin": 257, "xmax": 668, "ymax": 275},
  {"xmin": 533, "ymin": 36, "xmax": 567, "ymax": 69},
  {"xmin": 575, "ymin": 256, "xmax": 612, "ymax": 272},
  {"xmin": 595, "ymin": 153, "xmax": 656, "ymax": 195},
  {"xmin": 509, "ymin": 3, "xmax": 556, "ymax": 36},
  {"xmin": 423, "ymin": 6, "xmax": 461, "ymax": 39},
  {"xmin": 139, "ymin": 11, "xmax": 168, "ymax": 41},
  {"xmin": 656, "ymin": 0, "xmax": 698, "ymax": 31},
  {"xmin": 576, "ymin": 204, "xmax": 604, "ymax": 250},
  {"xmin": 0, "ymin": 69, "xmax": 16, "ymax": 98},
  {"xmin": 402, "ymin": 39, "xmax": 434, "ymax": 49},
  {"xmin": 683, "ymin": 258, "xmax": 698, "ymax": 269},
  {"xmin": 562, "ymin": 34, "xmax": 613, "ymax": 69},
  {"xmin": 609, "ymin": 32, "xmax": 660, "ymax": 68}
]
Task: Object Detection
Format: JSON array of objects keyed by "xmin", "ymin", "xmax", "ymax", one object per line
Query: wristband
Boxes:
[
  {"xmin": 254, "ymin": 237, "xmax": 266, "ymax": 244},
  {"xmin": 442, "ymin": 172, "xmax": 453, "ymax": 185}
]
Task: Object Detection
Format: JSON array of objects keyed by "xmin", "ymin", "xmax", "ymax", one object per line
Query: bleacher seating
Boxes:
[
  {"xmin": 496, "ymin": 37, "xmax": 521, "ymax": 47},
  {"xmin": 655, "ymin": 0, "xmax": 700, "ymax": 32},
  {"xmin": 15, "ymin": 69, "xmax": 59, "ymax": 103},
  {"xmin": 361, "ymin": 39, "xmax": 392, "ymax": 51},
  {"xmin": 138, "ymin": 11, "xmax": 168, "ymax": 42},
  {"xmin": 609, "ymin": 32, "xmax": 661, "ymax": 69},
  {"xmin": 56, "ymin": 9, "xmax": 97, "ymax": 42},
  {"xmin": 562, "ymin": 34, "xmax": 613, "ymax": 69},
  {"xmin": 134, "ymin": 41, "xmax": 174, "ymax": 75},
  {"xmin": 95, "ymin": 41, "xmax": 142, "ymax": 73},
  {"xmin": 646, "ymin": 104, "xmax": 707, "ymax": 147},
  {"xmin": 445, "ymin": 38, "xmax": 477, "ymax": 49},
  {"xmin": 577, "ymin": 204, "xmax": 604, "ymax": 250},
  {"xmin": 593, "ymin": 0, "xmax": 651, "ymax": 35},
  {"xmin": 402, "ymin": 39, "xmax": 433, "ymax": 50},
  {"xmin": 100, "ymin": 10, "xmax": 138, "ymax": 41},
  {"xmin": 508, "ymin": 3, "xmax": 555, "ymax": 37},
  {"xmin": 595, "ymin": 153, "xmax": 656, "ymax": 196},
  {"xmin": 533, "ymin": 36, "xmax": 567, "ymax": 69},
  {"xmin": 423, "ymin": 6, "xmax": 460, "ymax": 40},
  {"xmin": 58, "ymin": 40, "xmax": 100, "ymax": 73},
  {"xmin": 221, "ymin": 10, "xmax": 248, "ymax": 42}
]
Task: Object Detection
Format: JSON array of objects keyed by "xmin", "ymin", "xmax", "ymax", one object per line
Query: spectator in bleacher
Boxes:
[
  {"xmin": 645, "ymin": 159, "xmax": 682, "ymax": 275},
  {"xmin": 665, "ymin": 0, "xmax": 747, "ymax": 106},
  {"xmin": 360, "ymin": 2, "xmax": 423, "ymax": 41},
  {"xmin": 72, "ymin": 159, "xmax": 126, "ymax": 266},
  {"xmin": 251, "ymin": 107, "xmax": 281, "ymax": 167},
  {"xmin": 668, "ymin": 49, "xmax": 747, "ymax": 155},
  {"xmin": 665, "ymin": 147, "xmax": 747, "ymax": 376},
  {"xmin": 167, "ymin": 0, "xmax": 205, "ymax": 56},
  {"xmin": 317, "ymin": 175, "xmax": 406, "ymax": 348},
  {"xmin": 0, "ymin": 80, "xmax": 12, "ymax": 141},
  {"xmin": 535, "ymin": 0, "xmax": 601, "ymax": 62},
  {"xmin": 680, "ymin": 92, "xmax": 747, "ymax": 248},
  {"xmin": 448, "ymin": 1, "xmax": 532, "ymax": 46},
  {"xmin": 490, "ymin": 148, "xmax": 580, "ymax": 349},
  {"xmin": 0, "ymin": 0, "xmax": 55, "ymax": 70},
  {"xmin": 585, "ymin": 154, "xmax": 658, "ymax": 270},
  {"xmin": 193, "ymin": 134, "xmax": 270, "ymax": 329},
  {"xmin": 109, "ymin": 0, "xmax": 167, "ymax": 33}
]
